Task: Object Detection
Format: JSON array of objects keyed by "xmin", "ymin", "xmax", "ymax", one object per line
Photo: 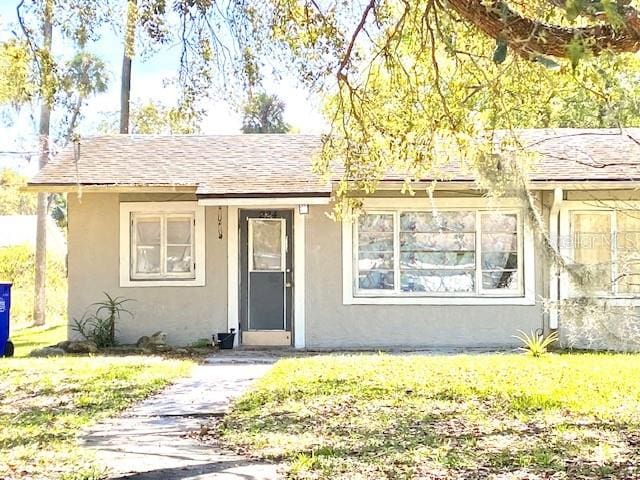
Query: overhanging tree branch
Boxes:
[{"xmin": 443, "ymin": 0, "xmax": 640, "ymax": 58}]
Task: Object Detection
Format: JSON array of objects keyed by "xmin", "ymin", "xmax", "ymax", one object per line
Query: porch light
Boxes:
[{"xmin": 299, "ymin": 204, "xmax": 309, "ymax": 215}]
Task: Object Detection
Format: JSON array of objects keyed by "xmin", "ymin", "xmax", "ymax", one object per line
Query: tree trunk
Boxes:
[
  {"xmin": 33, "ymin": 0, "xmax": 53, "ymax": 327},
  {"xmin": 120, "ymin": 0, "xmax": 137, "ymax": 134}
]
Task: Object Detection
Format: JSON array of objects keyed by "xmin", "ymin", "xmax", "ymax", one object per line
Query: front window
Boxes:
[
  {"xmin": 119, "ymin": 201, "xmax": 205, "ymax": 287},
  {"xmin": 132, "ymin": 213, "xmax": 195, "ymax": 279},
  {"xmin": 570, "ymin": 210, "xmax": 640, "ymax": 295},
  {"xmin": 355, "ymin": 209, "xmax": 523, "ymax": 297}
]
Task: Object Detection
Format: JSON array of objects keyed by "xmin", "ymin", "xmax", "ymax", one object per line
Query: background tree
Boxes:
[
  {"xmin": 59, "ymin": 52, "xmax": 109, "ymax": 141},
  {"xmin": 0, "ymin": 169, "xmax": 37, "ymax": 215},
  {"xmin": 241, "ymin": 93, "xmax": 290, "ymax": 134},
  {"xmin": 0, "ymin": 40, "xmax": 32, "ymax": 103},
  {"xmin": 99, "ymin": 100, "xmax": 202, "ymax": 134},
  {"xmin": 11, "ymin": 0, "xmax": 112, "ymax": 326}
]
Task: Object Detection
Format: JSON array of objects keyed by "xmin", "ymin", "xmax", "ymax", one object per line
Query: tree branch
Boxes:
[
  {"xmin": 444, "ymin": 0, "xmax": 640, "ymax": 58},
  {"xmin": 337, "ymin": 0, "xmax": 376, "ymax": 81}
]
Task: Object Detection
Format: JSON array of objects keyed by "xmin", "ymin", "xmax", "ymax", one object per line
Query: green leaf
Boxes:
[
  {"xmin": 567, "ymin": 38, "xmax": 586, "ymax": 70},
  {"xmin": 493, "ymin": 39, "xmax": 508, "ymax": 64}
]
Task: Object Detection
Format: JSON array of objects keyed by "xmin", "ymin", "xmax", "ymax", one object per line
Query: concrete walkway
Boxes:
[{"xmin": 81, "ymin": 357, "xmax": 279, "ymax": 479}]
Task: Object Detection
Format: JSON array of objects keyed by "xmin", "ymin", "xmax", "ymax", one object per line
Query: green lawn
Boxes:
[
  {"xmin": 0, "ymin": 355, "xmax": 194, "ymax": 479},
  {"xmin": 221, "ymin": 354, "xmax": 640, "ymax": 479},
  {"xmin": 11, "ymin": 321, "xmax": 67, "ymax": 357}
]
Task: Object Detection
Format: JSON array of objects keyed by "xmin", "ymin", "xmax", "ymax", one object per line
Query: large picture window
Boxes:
[
  {"xmin": 354, "ymin": 208, "xmax": 523, "ymax": 297},
  {"xmin": 119, "ymin": 202, "xmax": 205, "ymax": 287}
]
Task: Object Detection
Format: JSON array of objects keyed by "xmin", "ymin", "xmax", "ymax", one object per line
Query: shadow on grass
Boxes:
[{"xmin": 224, "ymin": 398, "xmax": 640, "ymax": 478}]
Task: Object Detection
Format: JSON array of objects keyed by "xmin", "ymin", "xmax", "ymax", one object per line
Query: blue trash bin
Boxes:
[{"xmin": 0, "ymin": 283, "xmax": 12, "ymax": 357}]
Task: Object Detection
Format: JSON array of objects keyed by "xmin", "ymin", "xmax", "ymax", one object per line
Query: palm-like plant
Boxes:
[{"xmin": 514, "ymin": 330, "xmax": 559, "ymax": 357}]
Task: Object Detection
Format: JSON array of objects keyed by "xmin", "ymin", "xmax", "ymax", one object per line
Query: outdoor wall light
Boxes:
[{"xmin": 299, "ymin": 204, "xmax": 309, "ymax": 215}]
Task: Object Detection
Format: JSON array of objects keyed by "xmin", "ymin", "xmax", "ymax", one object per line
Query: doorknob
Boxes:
[{"xmin": 285, "ymin": 282, "xmax": 293, "ymax": 288}]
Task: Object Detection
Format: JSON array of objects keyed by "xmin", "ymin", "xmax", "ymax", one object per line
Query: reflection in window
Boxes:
[
  {"xmin": 400, "ymin": 211, "xmax": 475, "ymax": 293},
  {"xmin": 481, "ymin": 213, "xmax": 518, "ymax": 290},
  {"xmin": 354, "ymin": 209, "xmax": 522, "ymax": 296},
  {"xmin": 357, "ymin": 214, "xmax": 394, "ymax": 290},
  {"xmin": 251, "ymin": 219, "xmax": 283, "ymax": 271},
  {"xmin": 571, "ymin": 210, "xmax": 640, "ymax": 295}
]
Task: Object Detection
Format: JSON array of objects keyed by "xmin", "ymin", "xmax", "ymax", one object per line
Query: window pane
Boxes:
[
  {"xmin": 136, "ymin": 245, "xmax": 161, "ymax": 273},
  {"xmin": 358, "ymin": 232, "xmax": 394, "ymax": 252},
  {"xmin": 572, "ymin": 213, "xmax": 611, "ymax": 264},
  {"xmin": 400, "ymin": 211, "xmax": 475, "ymax": 233},
  {"xmin": 252, "ymin": 220, "xmax": 282, "ymax": 271},
  {"xmin": 480, "ymin": 213, "xmax": 519, "ymax": 291},
  {"xmin": 400, "ymin": 232, "xmax": 476, "ymax": 251},
  {"xmin": 400, "ymin": 251, "xmax": 475, "ymax": 269},
  {"xmin": 401, "ymin": 270, "xmax": 474, "ymax": 293},
  {"xmin": 167, "ymin": 218, "xmax": 192, "ymax": 244},
  {"xmin": 482, "ymin": 271, "xmax": 517, "ymax": 289},
  {"xmin": 572, "ymin": 212, "xmax": 611, "ymax": 292},
  {"xmin": 616, "ymin": 211, "xmax": 640, "ymax": 294},
  {"xmin": 359, "ymin": 213, "xmax": 393, "ymax": 232},
  {"xmin": 481, "ymin": 213, "xmax": 517, "ymax": 232},
  {"xmin": 134, "ymin": 217, "xmax": 161, "ymax": 276},
  {"xmin": 481, "ymin": 233, "xmax": 517, "ymax": 251},
  {"xmin": 167, "ymin": 246, "xmax": 192, "ymax": 273},
  {"xmin": 482, "ymin": 252, "xmax": 518, "ymax": 270},
  {"xmin": 136, "ymin": 217, "xmax": 161, "ymax": 244},
  {"xmin": 358, "ymin": 252, "xmax": 394, "ymax": 270},
  {"xmin": 399, "ymin": 211, "xmax": 476, "ymax": 294},
  {"xmin": 358, "ymin": 214, "xmax": 395, "ymax": 290},
  {"xmin": 358, "ymin": 270, "xmax": 394, "ymax": 290}
]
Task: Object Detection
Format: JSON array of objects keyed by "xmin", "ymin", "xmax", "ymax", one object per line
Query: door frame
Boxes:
[
  {"xmin": 227, "ymin": 205, "xmax": 306, "ymax": 348},
  {"xmin": 245, "ymin": 213, "xmax": 291, "ymax": 334}
]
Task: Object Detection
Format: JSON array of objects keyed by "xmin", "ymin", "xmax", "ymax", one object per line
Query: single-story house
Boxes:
[{"xmin": 26, "ymin": 129, "xmax": 640, "ymax": 349}]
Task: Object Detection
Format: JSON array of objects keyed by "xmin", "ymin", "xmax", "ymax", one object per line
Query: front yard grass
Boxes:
[
  {"xmin": 12, "ymin": 321, "xmax": 67, "ymax": 357},
  {"xmin": 221, "ymin": 353, "xmax": 640, "ymax": 479},
  {"xmin": 0, "ymin": 355, "xmax": 194, "ymax": 479}
]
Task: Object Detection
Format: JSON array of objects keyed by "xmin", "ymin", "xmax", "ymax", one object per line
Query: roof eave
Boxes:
[{"xmin": 23, "ymin": 183, "xmax": 199, "ymax": 193}]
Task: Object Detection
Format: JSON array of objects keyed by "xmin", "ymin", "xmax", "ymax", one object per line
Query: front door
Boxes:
[{"xmin": 239, "ymin": 210, "xmax": 293, "ymax": 345}]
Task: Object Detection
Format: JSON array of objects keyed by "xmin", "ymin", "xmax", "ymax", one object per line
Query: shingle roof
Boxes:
[
  {"xmin": 31, "ymin": 134, "xmax": 330, "ymax": 196},
  {"xmin": 29, "ymin": 129, "xmax": 640, "ymax": 194},
  {"xmin": 500, "ymin": 129, "xmax": 640, "ymax": 182}
]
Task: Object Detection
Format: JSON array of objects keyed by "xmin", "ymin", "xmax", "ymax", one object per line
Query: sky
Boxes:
[{"xmin": 0, "ymin": 2, "xmax": 327, "ymax": 176}]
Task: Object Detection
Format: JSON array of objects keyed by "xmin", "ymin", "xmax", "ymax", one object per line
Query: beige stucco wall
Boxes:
[
  {"xmin": 303, "ymin": 201, "xmax": 547, "ymax": 349},
  {"xmin": 67, "ymin": 190, "xmax": 551, "ymax": 349},
  {"xmin": 67, "ymin": 193, "xmax": 228, "ymax": 346}
]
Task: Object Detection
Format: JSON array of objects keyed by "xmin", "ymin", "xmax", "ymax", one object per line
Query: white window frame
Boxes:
[
  {"xmin": 559, "ymin": 200, "xmax": 640, "ymax": 301},
  {"xmin": 120, "ymin": 202, "xmax": 205, "ymax": 287},
  {"xmin": 342, "ymin": 197, "xmax": 536, "ymax": 305}
]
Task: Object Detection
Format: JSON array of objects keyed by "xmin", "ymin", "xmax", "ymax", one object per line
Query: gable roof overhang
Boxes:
[{"xmin": 24, "ymin": 129, "xmax": 640, "ymax": 196}]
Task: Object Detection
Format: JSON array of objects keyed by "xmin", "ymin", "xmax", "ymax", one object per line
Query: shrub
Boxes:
[{"xmin": 0, "ymin": 244, "xmax": 67, "ymax": 327}]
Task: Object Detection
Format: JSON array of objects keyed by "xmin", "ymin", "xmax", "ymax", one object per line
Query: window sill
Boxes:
[
  {"xmin": 120, "ymin": 278, "xmax": 205, "ymax": 288},
  {"xmin": 344, "ymin": 294, "xmax": 537, "ymax": 306}
]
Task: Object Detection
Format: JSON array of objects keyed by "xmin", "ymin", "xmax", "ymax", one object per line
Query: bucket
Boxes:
[{"xmin": 215, "ymin": 331, "xmax": 236, "ymax": 349}]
